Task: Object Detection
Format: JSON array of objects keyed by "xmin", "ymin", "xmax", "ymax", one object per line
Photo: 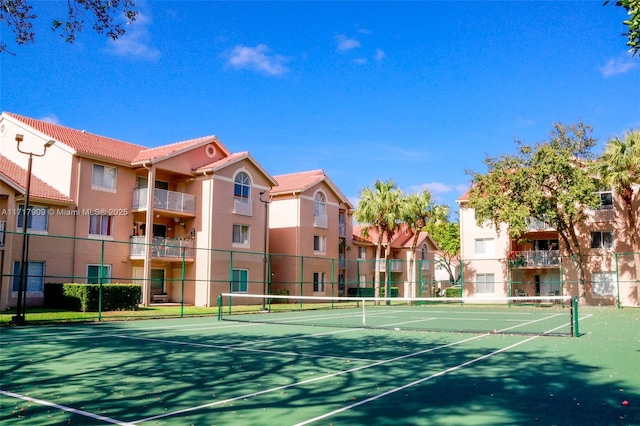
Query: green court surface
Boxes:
[{"xmin": 0, "ymin": 307, "xmax": 638, "ymax": 425}]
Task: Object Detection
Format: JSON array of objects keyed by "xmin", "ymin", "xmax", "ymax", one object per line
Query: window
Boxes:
[
  {"xmin": 476, "ymin": 273, "xmax": 495, "ymax": 294},
  {"xmin": 421, "ymin": 245, "xmax": 428, "ymax": 260},
  {"xmin": 231, "ymin": 269, "xmax": 248, "ymax": 293},
  {"xmin": 313, "ymin": 272, "xmax": 326, "ymax": 293},
  {"xmin": 314, "ymin": 192, "xmax": 326, "ymax": 218},
  {"xmin": 358, "ymin": 247, "xmax": 367, "ymax": 259},
  {"xmin": 232, "ymin": 224, "xmax": 250, "ymax": 246},
  {"xmin": 313, "ymin": 235, "xmax": 326, "ymax": 253},
  {"xmin": 89, "ymin": 214, "xmax": 113, "ymax": 237},
  {"xmin": 596, "ymin": 190, "xmax": 613, "ymax": 210},
  {"xmin": 234, "ymin": 172, "xmax": 251, "ymax": 201},
  {"xmin": 17, "ymin": 205, "xmax": 48, "ymax": 231},
  {"xmin": 590, "ymin": 231, "xmax": 614, "ymax": 249},
  {"xmin": 474, "ymin": 238, "xmax": 494, "ymax": 256},
  {"xmin": 592, "ymin": 272, "xmax": 616, "ymax": 296},
  {"xmin": 12, "ymin": 261, "xmax": 45, "ymax": 292},
  {"xmin": 92, "ymin": 164, "xmax": 117, "ymax": 191},
  {"xmin": 87, "ymin": 265, "xmax": 112, "ymax": 284}
]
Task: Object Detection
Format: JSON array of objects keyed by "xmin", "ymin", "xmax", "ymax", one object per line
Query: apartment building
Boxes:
[
  {"xmin": 0, "ymin": 112, "xmax": 277, "ymax": 309},
  {"xmin": 268, "ymin": 170, "xmax": 354, "ymax": 297},
  {"xmin": 457, "ymin": 187, "xmax": 639, "ymax": 306},
  {"xmin": 352, "ymin": 224, "xmax": 439, "ymax": 298}
]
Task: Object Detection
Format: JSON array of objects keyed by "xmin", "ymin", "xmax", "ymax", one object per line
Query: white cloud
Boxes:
[
  {"xmin": 409, "ymin": 182, "xmax": 454, "ymax": 194},
  {"xmin": 38, "ymin": 114, "xmax": 61, "ymax": 125},
  {"xmin": 226, "ymin": 44, "xmax": 290, "ymax": 76},
  {"xmin": 106, "ymin": 12, "xmax": 160, "ymax": 61},
  {"xmin": 599, "ymin": 57, "xmax": 637, "ymax": 77},
  {"xmin": 336, "ymin": 34, "xmax": 361, "ymax": 52},
  {"xmin": 354, "ymin": 58, "xmax": 367, "ymax": 65},
  {"xmin": 374, "ymin": 49, "xmax": 386, "ymax": 62}
]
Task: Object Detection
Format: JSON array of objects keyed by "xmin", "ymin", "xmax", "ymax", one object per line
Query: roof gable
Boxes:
[
  {"xmin": 273, "ymin": 169, "xmax": 353, "ymax": 208},
  {"xmin": 0, "ymin": 155, "xmax": 73, "ymax": 204},
  {"xmin": 4, "ymin": 112, "xmax": 144, "ymax": 164}
]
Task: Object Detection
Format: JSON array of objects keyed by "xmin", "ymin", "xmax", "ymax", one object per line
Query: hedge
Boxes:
[
  {"xmin": 44, "ymin": 283, "xmax": 142, "ymax": 312},
  {"xmin": 444, "ymin": 287, "xmax": 462, "ymax": 298}
]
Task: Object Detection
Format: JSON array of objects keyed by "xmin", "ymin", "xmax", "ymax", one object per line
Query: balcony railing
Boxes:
[
  {"xmin": 314, "ymin": 214, "xmax": 328, "ymax": 229},
  {"xmin": 509, "ymin": 250, "xmax": 560, "ymax": 268},
  {"xmin": 132, "ymin": 188, "xmax": 196, "ymax": 214},
  {"xmin": 378, "ymin": 259, "xmax": 403, "ymax": 272},
  {"xmin": 233, "ymin": 197, "xmax": 253, "ymax": 216},
  {"xmin": 130, "ymin": 236, "xmax": 195, "ymax": 259},
  {"xmin": 587, "ymin": 206, "xmax": 615, "ymax": 223},
  {"xmin": 0, "ymin": 220, "xmax": 5, "ymax": 247}
]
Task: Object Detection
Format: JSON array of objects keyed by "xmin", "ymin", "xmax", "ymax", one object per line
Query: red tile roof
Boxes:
[
  {"xmin": 5, "ymin": 112, "xmax": 144, "ymax": 163},
  {"xmin": 0, "ymin": 155, "xmax": 73, "ymax": 204},
  {"xmin": 272, "ymin": 169, "xmax": 353, "ymax": 208},
  {"xmin": 133, "ymin": 136, "xmax": 227, "ymax": 163},
  {"xmin": 272, "ymin": 169, "xmax": 326, "ymax": 194}
]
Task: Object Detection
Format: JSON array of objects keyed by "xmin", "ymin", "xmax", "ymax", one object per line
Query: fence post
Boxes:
[
  {"xmin": 98, "ymin": 239, "xmax": 105, "ymax": 321},
  {"xmin": 572, "ymin": 296, "xmax": 579, "ymax": 337},
  {"xmin": 180, "ymin": 246, "xmax": 186, "ymax": 318}
]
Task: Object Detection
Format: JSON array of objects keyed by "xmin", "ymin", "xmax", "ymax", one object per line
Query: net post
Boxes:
[
  {"xmin": 572, "ymin": 296, "xmax": 579, "ymax": 337},
  {"xmin": 362, "ymin": 298, "xmax": 366, "ymax": 326},
  {"xmin": 217, "ymin": 293, "xmax": 222, "ymax": 321}
]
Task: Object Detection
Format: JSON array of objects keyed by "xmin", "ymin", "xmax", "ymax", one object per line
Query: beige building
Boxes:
[
  {"xmin": 0, "ymin": 112, "xmax": 277, "ymax": 309},
  {"xmin": 456, "ymin": 186, "xmax": 639, "ymax": 307},
  {"xmin": 352, "ymin": 224, "xmax": 440, "ymax": 298},
  {"xmin": 268, "ymin": 170, "xmax": 354, "ymax": 297}
]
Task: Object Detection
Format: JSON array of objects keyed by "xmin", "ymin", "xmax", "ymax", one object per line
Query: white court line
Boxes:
[
  {"xmin": 114, "ymin": 334, "xmax": 375, "ymax": 362},
  {"xmin": 293, "ymin": 334, "xmax": 542, "ymax": 426},
  {"xmin": 295, "ymin": 315, "xmax": 590, "ymax": 425},
  {"xmin": 131, "ymin": 333, "xmax": 490, "ymax": 424},
  {"xmin": 0, "ymin": 389, "xmax": 137, "ymax": 426}
]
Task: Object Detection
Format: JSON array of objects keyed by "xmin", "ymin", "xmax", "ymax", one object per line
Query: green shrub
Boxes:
[
  {"xmin": 269, "ymin": 288, "xmax": 290, "ymax": 303},
  {"xmin": 45, "ymin": 283, "xmax": 142, "ymax": 312},
  {"xmin": 444, "ymin": 287, "xmax": 462, "ymax": 298}
]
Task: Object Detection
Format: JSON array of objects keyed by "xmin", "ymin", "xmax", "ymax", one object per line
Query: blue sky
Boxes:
[{"xmin": 1, "ymin": 1, "xmax": 638, "ymax": 215}]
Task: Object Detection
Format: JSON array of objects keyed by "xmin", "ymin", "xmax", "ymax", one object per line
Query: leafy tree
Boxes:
[
  {"xmin": 606, "ymin": 0, "xmax": 640, "ymax": 55},
  {"xmin": 400, "ymin": 190, "xmax": 449, "ymax": 297},
  {"xmin": 595, "ymin": 128, "xmax": 640, "ymax": 294},
  {"xmin": 467, "ymin": 122, "xmax": 600, "ymax": 303},
  {"xmin": 424, "ymin": 216, "xmax": 461, "ymax": 285},
  {"xmin": 355, "ymin": 180, "xmax": 402, "ymax": 301},
  {"xmin": 1, "ymin": 0, "xmax": 138, "ymax": 53}
]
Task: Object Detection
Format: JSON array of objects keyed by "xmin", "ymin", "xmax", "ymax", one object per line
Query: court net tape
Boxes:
[{"xmin": 217, "ymin": 293, "xmax": 578, "ymax": 337}]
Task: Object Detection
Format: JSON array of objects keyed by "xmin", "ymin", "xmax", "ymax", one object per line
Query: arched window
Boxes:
[
  {"xmin": 314, "ymin": 191, "xmax": 326, "ymax": 218},
  {"xmin": 421, "ymin": 244, "xmax": 428, "ymax": 261},
  {"xmin": 234, "ymin": 172, "xmax": 251, "ymax": 201}
]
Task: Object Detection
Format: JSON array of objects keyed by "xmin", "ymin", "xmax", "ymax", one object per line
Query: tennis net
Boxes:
[{"xmin": 217, "ymin": 293, "xmax": 578, "ymax": 337}]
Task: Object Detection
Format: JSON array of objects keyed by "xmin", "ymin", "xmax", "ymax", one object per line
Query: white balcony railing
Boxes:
[
  {"xmin": 509, "ymin": 250, "xmax": 560, "ymax": 268},
  {"xmin": 132, "ymin": 188, "xmax": 196, "ymax": 214},
  {"xmin": 314, "ymin": 214, "xmax": 328, "ymax": 228},
  {"xmin": 588, "ymin": 207, "xmax": 615, "ymax": 223},
  {"xmin": 378, "ymin": 259, "xmax": 403, "ymax": 273},
  {"xmin": 0, "ymin": 220, "xmax": 5, "ymax": 247},
  {"xmin": 130, "ymin": 236, "xmax": 194, "ymax": 259},
  {"xmin": 233, "ymin": 197, "xmax": 253, "ymax": 216}
]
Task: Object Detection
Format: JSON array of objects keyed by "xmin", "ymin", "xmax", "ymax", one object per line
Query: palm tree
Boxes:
[
  {"xmin": 401, "ymin": 190, "xmax": 448, "ymax": 298},
  {"xmin": 597, "ymin": 129, "xmax": 640, "ymax": 302},
  {"xmin": 355, "ymin": 180, "xmax": 402, "ymax": 302}
]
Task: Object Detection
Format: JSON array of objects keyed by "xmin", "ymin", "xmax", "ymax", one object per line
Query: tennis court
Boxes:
[{"xmin": 1, "ymin": 296, "xmax": 638, "ymax": 425}]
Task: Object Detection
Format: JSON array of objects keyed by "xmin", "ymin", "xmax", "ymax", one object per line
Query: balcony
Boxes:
[
  {"xmin": 509, "ymin": 250, "xmax": 560, "ymax": 268},
  {"xmin": 233, "ymin": 197, "xmax": 253, "ymax": 216},
  {"xmin": 314, "ymin": 214, "xmax": 328, "ymax": 229},
  {"xmin": 378, "ymin": 259, "xmax": 403, "ymax": 273},
  {"xmin": 130, "ymin": 236, "xmax": 195, "ymax": 260},
  {"xmin": 132, "ymin": 188, "xmax": 196, "ymax": 215},
  {"xmin": 587, "ymin": 206, "xmax": 615, "ymax": 223},
  {"xmin": 0, "ymin": 220, "xmax": 5, "ymax": 247}
]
